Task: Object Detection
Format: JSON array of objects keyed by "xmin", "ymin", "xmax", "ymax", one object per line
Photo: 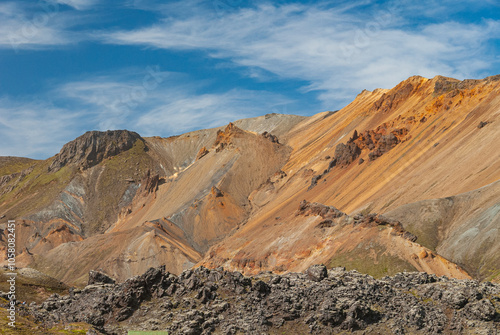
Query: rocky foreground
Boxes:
[{"xmin": 26, "ymin": 265, "xmax": 500, "ymax": 334}]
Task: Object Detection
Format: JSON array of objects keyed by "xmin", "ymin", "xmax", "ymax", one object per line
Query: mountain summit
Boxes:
[{"xmin": 1, "ymin": 75, "xmax": 499, "ymax": 290}]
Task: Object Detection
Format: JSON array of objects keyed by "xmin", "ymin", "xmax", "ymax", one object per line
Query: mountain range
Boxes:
[{"xmin": 1, "ymin": 74, "xmax": 499, "ymax": 288}]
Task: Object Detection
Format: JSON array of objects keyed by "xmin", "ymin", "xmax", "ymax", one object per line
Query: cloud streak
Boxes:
[
  {"xmin": 0, "ymin": 69, "xmax": 294, "ymax": 158},
  {"xmin": 100, "ymin": 1, "xmax": 500, "ymax": 108},
  {"xmin": 58, "ymin": 69, "xmax": 294, "ymax": 136},
  {"xmin": 0, "ymin": 1, "xmax": 89, "ymax": 50},
  {"xmin": 0, "ymin": 98, "xmax": 84, "ymax": 159}
]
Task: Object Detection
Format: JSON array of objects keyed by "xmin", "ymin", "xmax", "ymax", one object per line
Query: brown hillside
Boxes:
[
  {"xmin": 1, "ymin": 75, "xmax": 499, "ymax": 285},
  {"xmin": 199, "ymin": 74, "xmax": 500, "ymax": 280}
]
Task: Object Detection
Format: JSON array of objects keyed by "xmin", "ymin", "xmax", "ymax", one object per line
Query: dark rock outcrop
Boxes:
[
  {"xmin": 478, "ymin": 121, "xmax": 490, "ymax": 129},
  {"xmin": 357, "ymin": 213, "xmax": 418, "ymax": 242},
  {"xmin": 334, "ymin": 142, "xmax": 361, "ymax": 167},
  {"xmin": 297, "ymin": 200, "xmax": 417, "ymax": 242},
  {"xmin": 48, "ymin": 130, "xmax": 143, "ymax": 172},
  {"xmin": 433, "ymin": 76, "xmax": 481, "ymax": 96},
  {"xmin": 309, "ymin": 126, "xmax": 408, "ymax": 189},
  {"xmin": 29, "ymin": 266, "xmax": 500, "ymax": 334},
  {"xmin": 88, "ymin": 270, "xmax": 116, "ymax": 285},
  {"xmin": 211, "ymin": 186, "xmax": 224, "ymax": 198},
  {"xmin": 141, "ymin": 169, "xmax": 161, "ymax": 195},
  {"xmin": 261, "ymin": 131, "xmax": 280, "ymax": 144},
  {"xmin": 297, "ymin": 200, "xmax": 345, "ymax": 220}
]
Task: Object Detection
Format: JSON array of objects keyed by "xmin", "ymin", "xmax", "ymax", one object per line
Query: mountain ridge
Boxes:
[{"xmin": 0, "ymin": 74, "xmax": 499, "ymax": 287}]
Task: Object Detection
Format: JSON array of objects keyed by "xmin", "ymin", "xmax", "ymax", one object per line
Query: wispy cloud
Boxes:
[
  {"xmin": 0, "ymin": 69, "xmax": 293, "ymax": 158},
  {"xmin": 134, "ymin": 88, "xmax": 293, "ymax": 136},
  {"xmin": 100, "ymin": 1, "xmax": 500, "ymax": 108},
  {"xmin": 0, "ymin": 1, "xmax": 86, "ymax": 50},
  {"xmin": 0, "ymin": 98, "xmax": 84, "ymax": 159},
  {"xmin": 52, "ymin": 0, "xmax": 98, "ymax": 11},
  {"xmin": 1, "ymin": 0, "xmax": 499, "ymax": 159},
  {"xmin": 57, "ymin": 68, "xmax": 294, "ymax": 136}
]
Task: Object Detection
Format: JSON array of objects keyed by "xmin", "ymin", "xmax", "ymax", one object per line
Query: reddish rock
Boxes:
[{"xmin": 196, "ymin": 146, "xmax": 209, "ymax": 160}]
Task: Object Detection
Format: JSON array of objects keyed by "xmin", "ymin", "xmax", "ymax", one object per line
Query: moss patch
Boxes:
[
  {"xmin": 85, "ymin": 139, "xmax": 157, "ymax": 234},
  {"xmin": 0, "ymin": 269, "xmax": 68, "ymax": 304},
  {"xmin": 328, "ymin": 243, "xmax": 417, "ymax": 278},
  {"xmin": 0, "ymin": 302, "xmax": 90, "ymax": 334},
  {"xmin": 0, "ymin": 157, "xmax": 37, "ymax": 176},
  {"xmin": 0, "ymin": 158, "xmax": 78, "ymax": 219}
]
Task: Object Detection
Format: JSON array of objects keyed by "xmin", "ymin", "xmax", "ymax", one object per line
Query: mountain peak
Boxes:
[{"xmin": 48, "ymin": 130, "xmax": 143, "ymax": 172}]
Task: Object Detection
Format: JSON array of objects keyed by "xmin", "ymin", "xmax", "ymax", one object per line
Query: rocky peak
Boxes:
[
  {"xmin": 432, "ymin": 75, "xmax": 481, "ymax": 96},
  {"xmin": 48, "ymin": 130, "xmax": 143, "ymax": 172},
  {"xmin": 213, "ymin": 123, "xmax": 245, "ymax": 152},
  {"xmin": 369, "ymin": 76, "xmax": 425, "ymax": 114},
  {"xmin": 211, "ymin": 186, "xmax": 224, "ymax": 197}
]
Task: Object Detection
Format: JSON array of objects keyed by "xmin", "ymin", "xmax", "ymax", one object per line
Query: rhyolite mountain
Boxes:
[{"xmin": 1, "ymin": 74, "xmax": 500, "ymax": 290}]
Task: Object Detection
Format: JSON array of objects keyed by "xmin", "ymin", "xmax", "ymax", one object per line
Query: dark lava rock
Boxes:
[
  {"xmin": 28, "ymin": 266, "xmax": 500, "ymax": 334},
  {"xmin": 297, "ymin": 200, "xmax": 345, "ymax": 220},
  {"xmin": 478, "ymin": 121, "xmax": 490, "ymax": 129},
  {"xmin": 305, "ymin": 264, "xmax": 328, "ymax": 282},
  {"xmin": 334, "ymin": 142, "xmax": 361, "ymax": 167},
  {"xmin": 48, "ymin": 130, "xmax": 143, "ymax": 172},
  {"xmin": 262, "ymin": 131, "xmax": 280, "ymax": 144},
  {"xmin": 88, "ymin": 270, "xmax": 116, "ymax": 285},
  {"xmin": 308, "ymin": 175, "xmax": 322, "ymax": 190}
]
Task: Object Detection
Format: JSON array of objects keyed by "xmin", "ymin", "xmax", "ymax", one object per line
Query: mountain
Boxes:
[
  {"xmin": 0, "ymin": 115, "xmax": 305, "ymax": 285},
  {"xmin": 1, "ymin": 74, "xmax": 499, "ymax": 289}
]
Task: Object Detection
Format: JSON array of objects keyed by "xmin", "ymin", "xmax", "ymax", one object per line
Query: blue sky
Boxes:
[{"xmin": 0, "ymin": 0, "xmax": 499, "ymax": 159}]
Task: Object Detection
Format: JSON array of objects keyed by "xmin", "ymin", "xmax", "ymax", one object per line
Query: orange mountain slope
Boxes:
[
  {"xmin": 1, "ymin": 74, "xmax": 499, "ymax": 285},
  {"xmin": 199, "ymin": 74, "xmax": 500, "ymax": 281}
]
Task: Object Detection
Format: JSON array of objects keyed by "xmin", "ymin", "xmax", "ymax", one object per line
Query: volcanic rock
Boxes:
[
  {"xmin": 28, "ymin": 266, "xmax": 500, "ymax": 334},
  {"xmin": 88, "ymin": 270, "xmax": 116, "ymax": 285},
  {"xmin": 48, "ymin": 130, "xmax": 143, "ymax": 172},
  {"xmin": 261, "ymin": 131, "xmax": 280, "ymax": 144}
]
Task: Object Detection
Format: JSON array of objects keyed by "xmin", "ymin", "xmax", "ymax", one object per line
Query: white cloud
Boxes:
[
  {"xmin": 52, "ymin": 0, "xmax": 97, "ymax": 10},
  {"xmin": 100, "ymin": 1, "xmax": 500, "ymax": 108},
  {"xmin": 0, "ymin": 98, "xmax": 84, "ymax": 159},
  {"xmin": 134, "ymin": 88, "xmax": 293, "ymax": 136},
  {"xmin": 0, "ymin": 69, "xmax": 293, "ymax": 159},
  {"xmin": 57, "ymin": 69, "xmax": 294, "ymax": 136},
  {"xmin": 0, "ymin": 1, "xmax": 84, "ymax": 50}
]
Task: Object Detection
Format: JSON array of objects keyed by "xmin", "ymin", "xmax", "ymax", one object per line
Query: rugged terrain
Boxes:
[
  {"xmin": 27, "ymin": 265, "xmax": 500, "ymax": 334},
  {"xmin": 0, "ymin": 74, "xmax": 499, "ymax": 293}
]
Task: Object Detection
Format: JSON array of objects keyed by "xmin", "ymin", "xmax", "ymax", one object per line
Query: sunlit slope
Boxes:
[
  {"xmin": 0, "ymin": 114, "xmax": 303, "ymax": 284},
  {"xmin": 199, "ymin": 75, "xmax": 500, "ymax": 279}
]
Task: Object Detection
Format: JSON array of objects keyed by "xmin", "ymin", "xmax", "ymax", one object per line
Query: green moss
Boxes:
[
  {"xmin": 0, "ymin": 305, "xmax": 90, "ymax": 334},
  {"xmin": 0, "ymin": 269, "xmax": 68, "ymax": 304},
  {"xmin": 0, "ymin": 157, "xmax": 36, "ymax": 176},
  {"xmin": 0, "ymin": 158, "xmax": 78, "ymax": 218},
  {"xmin": 407, "ymin": 289, "xmax": 435, "ymax": 305},
  {"xmin": 87, "ymin": 139, "xmax": 156, "ymax": 234},
  {"xmin": 328, "ymin": 243, "xmax": 417, "ymax": 278}
]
